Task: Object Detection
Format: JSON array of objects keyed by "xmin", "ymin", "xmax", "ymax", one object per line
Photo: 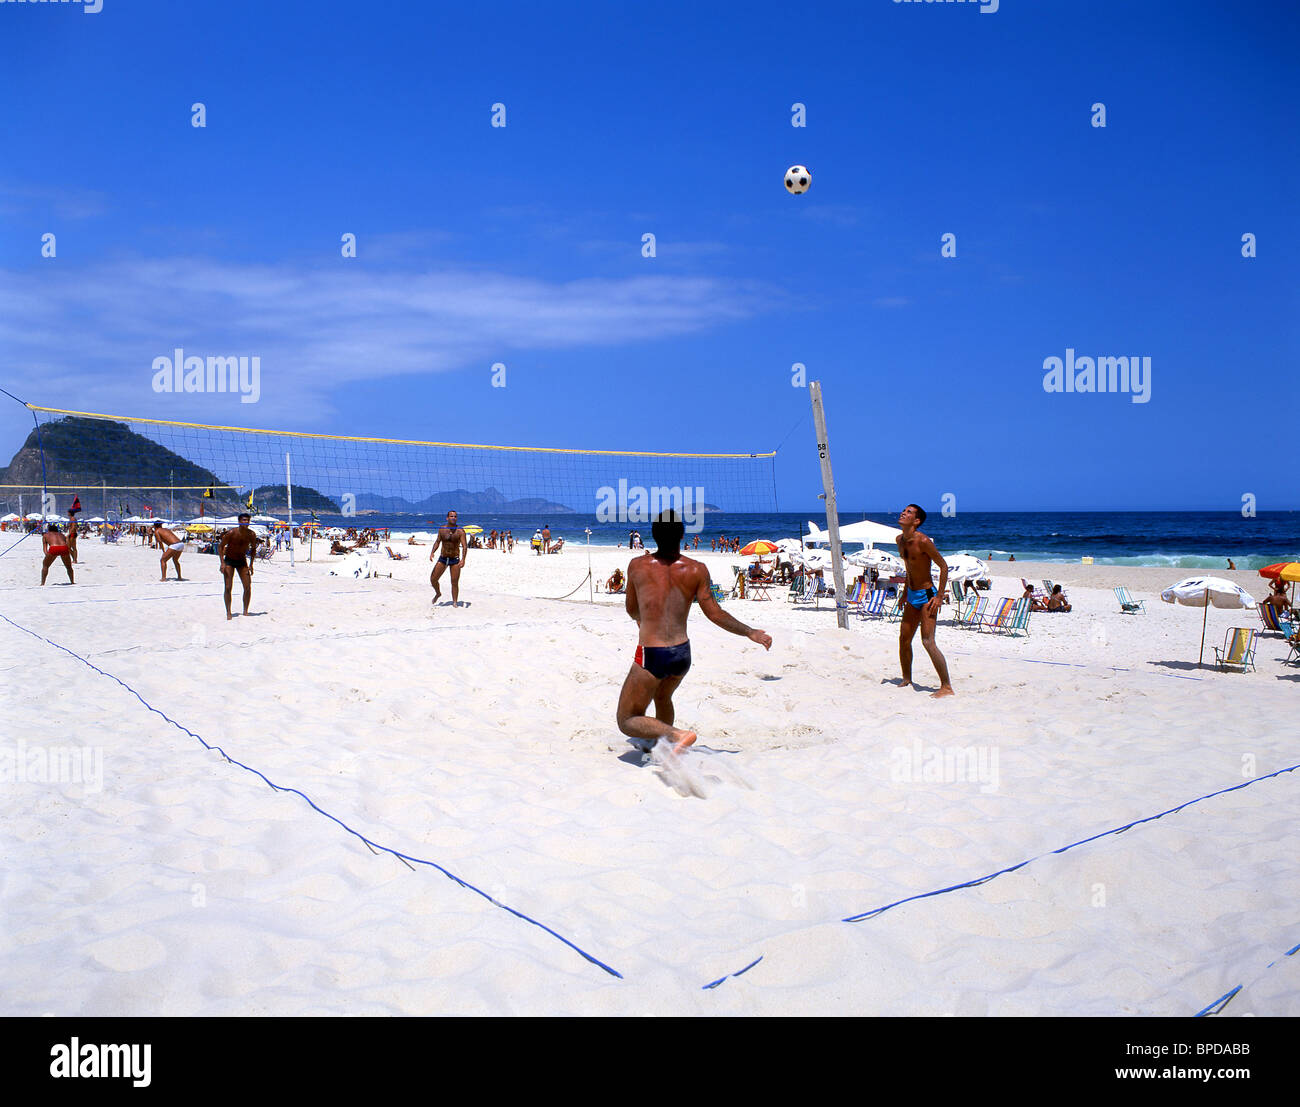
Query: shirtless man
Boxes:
[
  {"xmin": 429, "ymin": 509, "xmax": 468, "ymax": 605},
  {"xmin": 152, "ymin": 520, "xmax": 187, "ymax": 581},
  {"xmin": 40, "ymin": 524, "xmax": 75, "ymax": 585},
  {"xmin": 217, "ymin": 513, "xmax": 260, "ymax": 620},
  {"xmin": 895, "ymin": 504, "xmax": 954, "ymax": 697},
  {"xmin": 617, "ymin": 511, "xmax": 772, "ymax": 753}
]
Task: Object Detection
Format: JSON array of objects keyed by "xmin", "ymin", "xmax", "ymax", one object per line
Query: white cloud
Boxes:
[{"xmin": 0, "ymin": 258, "xmax": 773, "ymax": 426}]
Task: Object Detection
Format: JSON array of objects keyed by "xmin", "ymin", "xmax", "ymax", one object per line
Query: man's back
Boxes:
[{"xmin": 627, "ymin": 552, "xmax": 706, "ymax": 647}]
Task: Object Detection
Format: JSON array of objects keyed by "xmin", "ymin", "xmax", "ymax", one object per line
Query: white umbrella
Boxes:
[
  {"xmin": 846, "ymin": 548, "xmax": 904, "ymax": 576},
  {"xmin": 251, "ymin": 514, "xmax": 280, "ymax": 524},
  {"xmin": 941, "ymin": 554, "xmax": 990, "ymax": 583},
  {"xmin": 25, "ymin": 512, "xmax": 43, "ymax": 520},
  {"xmin": 1161, "ymin": 576, "xmax": 1257, "ymax": 666},
  {"xmin": 776, "ymin": 538, "xmax": 806, "ymax": 555},
  {"xmin": 796, "ymin": 549, "xmax": 834, "ymax": 571},
  {"xmin": 0, "ymin": 512, "xmax": 20, "ymax": 522},
  {"xmin": 86, "ymin": 516, "xmax": 106, "ymax": 523}
]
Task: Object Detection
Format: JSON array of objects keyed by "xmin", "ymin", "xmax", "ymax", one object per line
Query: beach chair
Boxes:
[
  {"xmin": 384, "ymin": 545, "xmax": 409, "ymax": 561},
  {"xmin": 708, "ymin": 583, "xmax": 727, "ymax": 603},
  {"xmin": 1001, "ymin": 596, "xmax": 1032, "ymax": 637},
  {"xmin": 956, "ymin": 596, "xmax": 988, "ymax": 628},
  {"xmin": 1259, "ymin": 604, "xmax": 1288, "ymax": 633},
  {"xmin": 1212, "ymin": 627, "xmax": 1258, "ymax": 673},
  {"xmin": 1114, "ymin": 586, "xmax": 1146, "ymax": 614},
  {"xmin": 1042, "ymin": 580, "xmax": 1055, "ymax": 597},
  {"xmin": 884, "ymin": 591, "xmax": 904, "ymax": 622},
  {"xmin": 855, "ymin": 588, "xmax": 887, "ymax": 619},
  {"xmin": 787, "ymin": 572, "xmax": 810, "ymax": 603},
  {"xmin": 1285, "ymin": 628, "xmax": 1300, "ymax": 666},
  {"xmin": 975, "ymin": 597, "xmax": 1016, "ymax": 632}
]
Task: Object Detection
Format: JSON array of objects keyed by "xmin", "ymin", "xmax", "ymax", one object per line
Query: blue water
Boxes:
[{"xmin": 297, "ymin": 510, "xmax": 1300, "ymax": 570}]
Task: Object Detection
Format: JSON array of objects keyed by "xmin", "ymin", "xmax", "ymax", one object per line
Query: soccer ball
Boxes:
[{"xmin": 784, "ymin": 165, "xmax": 811, "ymax": 194}]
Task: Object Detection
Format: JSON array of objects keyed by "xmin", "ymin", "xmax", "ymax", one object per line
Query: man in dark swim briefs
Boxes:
[
  {"xmin": 429, "ymin": 509, "xmax": 468, "ymax": 605},
  {"xmin": 895, "ymin": 504, "xmax": 954, "ymax": 697},
  {"xmin": 40, "ymin": 524, "xmax": 75, "ymax": 585},
  {"xmin": 217, "ymin": 513, "xmax": 260, "ymax": 620},
  {"xmin": 616, "ymin": 510, "xmax": 772, "ymax": 754}
]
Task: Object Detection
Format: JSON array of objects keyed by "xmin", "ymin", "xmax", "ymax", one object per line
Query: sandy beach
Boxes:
[{"xmin": 1, "ymin": 536, "xmax": 1296, "ymax": 1016}]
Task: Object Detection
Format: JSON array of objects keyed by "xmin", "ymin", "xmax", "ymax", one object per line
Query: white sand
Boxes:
[{"xmin": 0, "ymin": 535, "xmax": 1296, "ymax": 1015}]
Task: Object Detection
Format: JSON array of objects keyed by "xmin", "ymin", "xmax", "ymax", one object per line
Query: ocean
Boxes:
[{"xmin": 296, "ymin": 510, "xmax": 1299, "ymax": 570}]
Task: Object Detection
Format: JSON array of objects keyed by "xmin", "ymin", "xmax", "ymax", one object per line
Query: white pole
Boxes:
[
  {"xmin": 586, "ymin": 527, "xmax": 593, "ymax": 602},
  {"xmin": 285, "ymin": 453, "xmax": 295, "ymax": 568},
  {"xmin": 810, "ymin": 380, "xmax": 849, "ymax": 631}
]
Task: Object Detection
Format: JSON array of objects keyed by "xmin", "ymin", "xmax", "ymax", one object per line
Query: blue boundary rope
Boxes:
[
  {"xmin": 843, "ymin": 762, "xmax": 1300, "ymax": 922},
  {"xmin": 1195, "ymin": 938, "xmax": 1300, "ymax": 1017},
  {"xmin": 0, "ymin": 608, "xmax": 624, "ymax": 980},
  {"xmin": 702, "ymin": 956, "xmax": 763, "ymax": 990}
]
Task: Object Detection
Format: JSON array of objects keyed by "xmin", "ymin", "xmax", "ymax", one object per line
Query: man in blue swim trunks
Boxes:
[
  {"xmin": 617, "ymin": 510, "xmax": 772, "ymax": 753},
  {"xmin": 430, "ymin": 510, "xmax": 468, "ymax": 605},
  {"xmin": 895, "ymin": 504, "xmax": 954, "ymax": 697}
]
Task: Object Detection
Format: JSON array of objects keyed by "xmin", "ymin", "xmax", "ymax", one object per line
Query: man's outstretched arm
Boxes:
[{"xmin": 696, "ymin": 572, "xmax": 772, "ymax": 649}]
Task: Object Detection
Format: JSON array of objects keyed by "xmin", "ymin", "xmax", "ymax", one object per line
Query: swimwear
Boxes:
[
  {"xmin": 168, "ymin": 541, "xmax": 185, "ymax": 553},
  {"xmin": 438, "ymin": 556, "xmax": 460, "ymax": 566},
  {"xmin": 634, "ymin": 640, "xmax": 692, "ymax": 680},
  {"xmin": 906, "ymin": 586, "xmax": 937, "ymax": 609},
  {"xmin": 224, "ymin": 554, "xmax": 248, "ymax": 570},
  {"xmin": 47, "ymin": 544, "xmax": 70, "ymax": 556}
]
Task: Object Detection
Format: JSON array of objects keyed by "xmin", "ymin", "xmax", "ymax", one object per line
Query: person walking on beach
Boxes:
[
  {"xmin": 218, "ymin": 514, "xmax": 260, "ymax": 620},
  {"xmin": 617, "ymin": 510, "xmax": 772, "ymax": 754},
  {"xmin": 40, "ymin": 524, "xmax": 75, "ymax": 585},
  {"xmin": 895, "ymin": 504, "xmax": 954, "ymax": 698},
  {"xmin": 542, "ymin": 524, "xmax": 551, "ymax": 554},
  {"xmin": 152, "ymin": 520, "xmax": 187, "ymax": 581},
  {"xmin": 430, "ymin": 509, "xmax": 468, "ymax": 605}
]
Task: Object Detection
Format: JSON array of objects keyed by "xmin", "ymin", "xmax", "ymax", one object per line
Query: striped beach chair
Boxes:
[
  {"xmin": 955, "ymin": 596, "xmax": 988, "ymax": 628},
  {"xmin": 1001, "ymin": 596, "xmax": 1032, "ymax": 637},
  {"xmin": 975, "ymin": 597, "xmax": 1016, "ymax": 632},
  {"xmin": 1259, "ymin": 604, "xmax": 1288, "ymax": 634},
  {"xmin": 884, "ymin": 591, "xmax": 905, "ymax": 622},
  {"xmin": 1114, "ymin": 586, "xmax": 1146, "ymax": 614},
  {"xmin": 857, "ymin": 588, "xmax": 888, "ymax": 618},
  {"xmin": 1213, "ymin": 627, "xmax": 1258, "ymax": 672}
]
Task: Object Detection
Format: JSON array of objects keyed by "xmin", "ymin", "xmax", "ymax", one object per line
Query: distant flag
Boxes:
[
  {"xmin": 69, "ymin": 496, "xmax": 82, "ymax": 516},
  {"xmin": 203, "ymin": 485, "xmax": 214, "ymax": 499},
  {"xmin": 144, "ymin": 504, "xmax": 151, "ymax": 515},
  {"xmin": 246, "ymin": 489, "xmax": 255, "ymax": 510}
]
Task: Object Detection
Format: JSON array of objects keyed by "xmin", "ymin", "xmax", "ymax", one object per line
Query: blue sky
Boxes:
[{"xmin": 1, "ymin": 0, "xmax": 1296, "ymax": 511}]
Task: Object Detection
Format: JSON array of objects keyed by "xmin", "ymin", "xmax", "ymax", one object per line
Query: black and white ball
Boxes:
[{"xmin": 784, "ymin": 165, "xmax": 811, "ymax": 195}]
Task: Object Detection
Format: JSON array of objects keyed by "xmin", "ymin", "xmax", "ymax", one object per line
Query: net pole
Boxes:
[
  {"xmin": 285, "ymin": 453, "xmax": 295, "ymax": 568},
  {"xmin": 586, "ymin": 528, "xmax": 593, "ymax": 603},
  {"xmin": 810, "ymin": 381, "xmax": 849, "ymax": 631},
  {"xmin": 101, "ymin": 480, "xmax": 106, "ymax": 543}
]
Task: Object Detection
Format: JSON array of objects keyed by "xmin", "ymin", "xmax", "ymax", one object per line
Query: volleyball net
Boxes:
[{"xmin": 1, "ymin": 404, "xmax": 778, "ymax": 533}]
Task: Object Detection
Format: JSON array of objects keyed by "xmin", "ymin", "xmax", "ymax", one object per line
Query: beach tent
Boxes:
[
  {"xmin": 805, "ymin": 517, "xmax": 902, "ymax": 548},
  {"xmin": 1161, "ymin": 576, "xmax": 1257, "ymax": 666},
  {"xmin": 86, "ymin": 516, "xmax": 106, "ymax": 523},
  {"xmin": 250, "ymin": 514, "xmax": 281, "ymax": 525}
]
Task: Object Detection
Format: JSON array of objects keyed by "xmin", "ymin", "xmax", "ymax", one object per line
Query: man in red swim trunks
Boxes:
[
  {"xmin": 40, "ymin": 524, "xmax": 75, "ymax": 585},
  {"xmin": 617, "ymin": 510, "xmax": 772, "ymax": 753}
]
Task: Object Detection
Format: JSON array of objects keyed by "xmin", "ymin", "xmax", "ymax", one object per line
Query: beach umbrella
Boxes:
[
  {"xmin": 86, "ymin": 516, "xmax": 105, "ymax": 523},
  {"xmin": 846, "ymin": 548, "xmax": 904, "ymax": 576},
  {"xmin": 1, "ymin": 512, "xmax": 19, "ymax": 522},
  {"xmin": 1258, "ymin": 562, "xmax": 1300, "ymax": 583},
  {"xmin": 463, "ymin": 525, "xmax": 484, "ymax": 535},
  {"xmin": 740, "ymin": 539, "xmax": 778, "ymax": 557},
  {"xmin": 186, "ymin": 523, "xmax": 214, "ymax": 533},
  {"xmin": 250, "ymin": 514, "xmax": 280, "ymax": 525},
  {"xmin": 942, "ymin": 554, "xmax": 990, "ymax": 583},
  {"xmin": 25, "ymin": 512, "xmax": 43, "ymax": 520},
  {"xmin": 796, "ymin": 549, "xmax": 834, "ymax": 571},
  {"xmin": 300, "ymin": 521, "xmax": 320, "ymax": 529},
  {"xmin": 1161, "ymin": 576, "xmax": 1257, "ymax": 666}
]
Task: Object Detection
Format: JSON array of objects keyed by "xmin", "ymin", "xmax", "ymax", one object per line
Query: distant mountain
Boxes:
[
  {"xmin": 250, "ymin": 484, "xmax": 339, "ymax": 514},
  {"xmin": 0, "ymin": 416, "xmax": 241, "ymax": 516},
  {"xmin": 355, "ymin": 487, "xmax": 574, "ymax": 515}
]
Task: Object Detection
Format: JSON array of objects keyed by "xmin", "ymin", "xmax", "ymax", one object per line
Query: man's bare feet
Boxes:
[
  {"xmin": 670, "ymin": 728, "xmax": 697, "ymax": 755},
  {"xmin": 931, "ymin": 686, "xmax": 955, "ymax": 698},
  {"xmin": 896, "ymin": 679, "xmax": 912, "ymax": 689},
  {"xmin": 227, "ymin": 613, "xmax": 233, "ymax": 621}
]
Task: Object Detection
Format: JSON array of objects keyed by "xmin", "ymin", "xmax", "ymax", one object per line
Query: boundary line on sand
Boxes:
[
  {"xmin": 0, "ymin": 609, "xmax": 625, "ymax": 981},
  {"xmin": 1195, "ymin": 938, "xmax": 1300, "ymax": 1017},
  {"xmin": 702, "ymin": 763, "xmax": 1299, "ymax": 993}
]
